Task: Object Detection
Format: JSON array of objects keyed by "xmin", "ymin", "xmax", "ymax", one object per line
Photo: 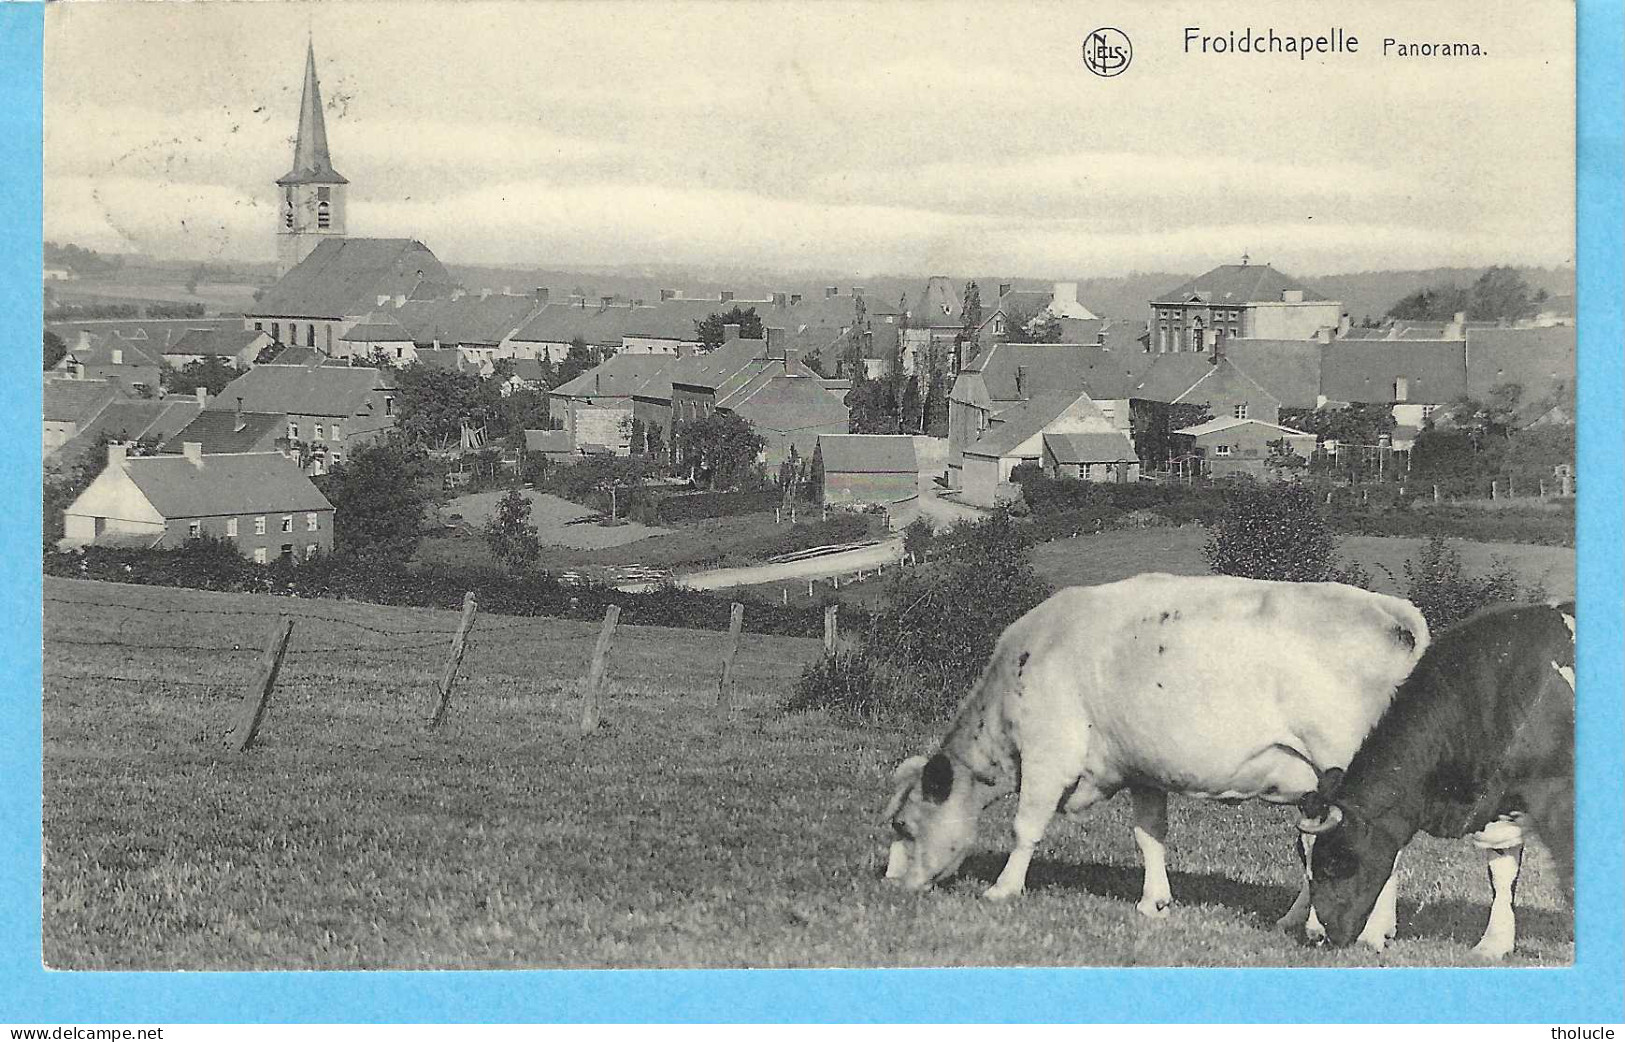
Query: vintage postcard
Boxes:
[{"xmin": 27, "ymin": 0, "xmax": 1610, "ymax": 1007}]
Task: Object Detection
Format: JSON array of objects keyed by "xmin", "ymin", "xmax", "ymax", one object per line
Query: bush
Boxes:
[
  {"xmin": 1203, "ymin": 481, "xmax": 1367, "ymax": 585},
  {"xmin": 652, "ymin": 488, "xmax": 784, "ymax": 524},
  {"xmin": 1403, "ymin": 536, "xmax": 1538, "ymax": 633},
  {"xmin": 788, "ymin": 508, "xmax": 1050, "ymax": 719}
]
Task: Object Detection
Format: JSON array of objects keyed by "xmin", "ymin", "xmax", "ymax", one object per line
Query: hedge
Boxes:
[{"xmin": 45, "ymin": 543, "xmax": 833, "ymax": 638}]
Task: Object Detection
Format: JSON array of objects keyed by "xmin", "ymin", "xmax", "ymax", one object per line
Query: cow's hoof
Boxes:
[
  {"xmin": 1304, "ymin": 921, "xmax": 1327, "ymax": 944},
  {"xmin": 1357, "ymin": 935, "xmax": 1390, "ymax": 955},
  {"xmin": 982, "ymin": 884, "xmax": 1022, "ymax": 902},
  {"xmin": 1137, "ymin": 896, "xmax": 1172, "ymax": 919},
  {"xmin": 1471, "ymin": 938, "xmax": 1512, "ymax": 960}
]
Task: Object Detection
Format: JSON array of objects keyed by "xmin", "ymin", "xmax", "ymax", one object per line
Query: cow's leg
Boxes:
[
  {"xmin": 1472, "ymin": 843, "xmax": 1524, "ymax": 959},
  {"xmin": 1278, "ymin": 833, "xmax": 1321, "ymax": 937},
  {"xmin": 1130, "ymin": 787, "xmax": 1172, "ymax": 918},
  {"xmin": 983, "ymin": 768, "xmax": 1075, "ymax": 902},
  {"xmin": 1356, "ymin": 852, "xmax": 1402, "ymax": 951}
]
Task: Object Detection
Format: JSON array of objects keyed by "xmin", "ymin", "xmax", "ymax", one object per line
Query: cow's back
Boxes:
[{"xmin": 990, "ymin": 574, "xmax": 1428, "ymax": 800}]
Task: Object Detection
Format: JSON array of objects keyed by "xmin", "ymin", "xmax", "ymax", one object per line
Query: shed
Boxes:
[{"xmin": 815, "ymin": 434, "xmax": 918, "ymax": 507}]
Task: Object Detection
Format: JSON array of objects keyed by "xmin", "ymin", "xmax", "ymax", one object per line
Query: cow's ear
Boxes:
[
  {"xmin": 1318, "ymin": 767, "xmax": 1345, "ymax": 800},
  {"xmin": 922, "ymin": 752, "xmax": 954, "ymax": 804}
]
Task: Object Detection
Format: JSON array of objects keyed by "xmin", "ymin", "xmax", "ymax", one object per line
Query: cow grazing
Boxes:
[
  {"xmin": 1295, "ymin": 601, "xmax": 1575, "ymax": 958},
  {"xmin": 882, "ymin": 573, "xmax": 1429, "ymax": 926}
]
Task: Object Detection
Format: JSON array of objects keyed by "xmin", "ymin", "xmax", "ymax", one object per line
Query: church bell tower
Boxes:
[{"xmin": 276, "ymin": 39, "xmax": 348, "ymax": 276}]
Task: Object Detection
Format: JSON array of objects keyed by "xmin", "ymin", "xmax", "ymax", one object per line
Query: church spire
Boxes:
[{"xmin": 278, "ymin": 38, "xmax": 347, "ymax": 186}]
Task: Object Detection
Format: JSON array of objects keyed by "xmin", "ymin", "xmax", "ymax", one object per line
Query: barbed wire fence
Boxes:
[{"xmin": 42, "ymin": 586, "xmax": 772, "ymax": 750}]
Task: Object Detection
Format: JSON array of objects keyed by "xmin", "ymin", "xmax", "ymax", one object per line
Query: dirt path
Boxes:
[{"xmin": 618, "ymin": 537, "xmax": 905, "ymax": 592}]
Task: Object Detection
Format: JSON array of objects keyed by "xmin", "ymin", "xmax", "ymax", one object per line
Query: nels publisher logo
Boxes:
[{"xmin": 1082, "ymin": 27, "xmax": 1132, "ymax": 77}]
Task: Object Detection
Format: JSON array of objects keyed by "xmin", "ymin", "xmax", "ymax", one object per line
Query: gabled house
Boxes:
[
  {"xmin": 160, "ymin": 407, "xmax": 289, "ymax": 457},
  {"xmin": 47, "ymin": 330, "xmax": 164, "ymax": 397},
  {"xmin": 1464, "ymin": 326, "xmax": 1575, "ymax": 423},
  {"xmin": 716, "ymin": 366, "xmax": 851, "ymax": 470},
  {"xmin": 163, "ymin": 327, "xmax": 274, "ymax": 369},
  {"xmin": 392, "ymin": 291, "xmax": 544, "ymax": 367},
  {"xmin": 1041, "ymin": 432, "xmax": 1141, "ymax": 483},
  {"xmin": 901, "ymin": 275, "xmax": 964, "ymax": 375},
  {"xmin": 62, "ymin": 442, "xmax": 334, "ymax": 562},
  {"xmin": 47, "ymin": 393, "xmax": 206, "ymax": 473},
  {"xmin": 209, "ymin": 361, "xmax": 396, "ymax": 472},
  {"xmin": 961, "ymin": 390, "xmax": 1135, "ymax": 507},
  {"xmin": 43, "ymin": 377, "xmax": 124, "ymax": 458},
  {"xmin": 335, "ymin": 311, "xmax": 417, "ymax": 365},
  {"xmin": 1172, "ymin": 416, "xmax": 1316, "ymax": 478},
  {"xmin": 551, "ymin": 353, "xmax": 680, "ymax": 455}
]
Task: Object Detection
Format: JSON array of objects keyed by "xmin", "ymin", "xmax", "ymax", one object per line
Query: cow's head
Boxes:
[
  {"xmin": 882, "ymin": 751, "xmax": 981, "ymax": 891},
  {"xmin": 1296, "ymin": 768, "xmax": 1407, "ymax": 947}
]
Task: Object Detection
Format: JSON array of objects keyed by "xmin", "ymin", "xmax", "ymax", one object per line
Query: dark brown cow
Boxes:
[{"xmin": 1296, "ymin": 601, "xmax": 1575, "ymax": 958}]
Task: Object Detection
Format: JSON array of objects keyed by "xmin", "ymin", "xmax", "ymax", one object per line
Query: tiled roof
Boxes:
[
  {"xmin": 165, "ymin": 326, "xmax": 265, "ymax": 357},
  {"xmin": 122, "ymin": 452, "xmax": 332, "ymax": 519},
  {"xmin": 723, "ymin": 374, "xmax": 851, "ymax": 434},
  {"xmin": 1153, "ymin": 263, "xmax": 1333, "ymax": 305},
  {"xmin": 817, "ymin": 434, "xmax": 918, "ymax": 474},
  {"xmin": 965, "ymin": 391, "xmax": 1091, "ymax": 459},
  {"xmin": 552, "ymin": 353, "xmax": 678, "ymax": 399},
  {"xmin": 524, "ymin": 429, "xmax": 573, "ymax": 453},
  {"xmin": 160, "ymin": 410, "xmax": 287, "ymax": 455},
  {"xmin": 1465, "ymin": 327, "xmax": 1575, "ymax": 411},
  {"xmin": 1126, "ymin": 353, "xmax": 1219, "ymax": 403},
  {"xmin": 339, "ymin": 311, "xmax": 413, "ymax": 343},
  {"xmin": 43, "ymin": 378, "xmax": 120, "ymax": 424},
  {"xmin": 261, "ymin": 346, "xmax": 351, "ymax": 368},
  {"xmin": 50, "ymin": 399, "xmax": 204, "ymax": 468},
  {"xmin": 208, "ymin": 363, "xmax": 394, "ymax": 419},
  {"xmin": 50, "ymin": 332, "xmax": 166, "ymax": 369},
  {"xmin": 412, "ymin": 348, "xmax": 472, "ymax": 373},
  {"xmin": 252, "ymin": 238, "xmax": 452, "ymax": 319},
  {"xmin": 393, "ymin": 294, "xmax": 541, "ymax": 346},
  {"xmin": 506, "ymin": 358, "xmax": 547, "ymax": 382},
  {"xmin": 1320, "ymin": 340, "xmax": 1467, "ymax": 404},
  {"xmin": 961, "ymin": 342, "xmax": 1154, "ymax": 402},
  {"xmin": 1219, "ymin": 340, "xmax": 1323, "ymax": 407},
  {"xmin": 1043, "ymin": 431, "xmax": 1139, "ymax": 464},
  {"xmin": 510, "ymin": 302, "xmax": 659, "ymax": 345},
  {"xmin": 909, "ymin": 276, "xmax": 962, "ymax": 328},
  {"xmin": 47, "ymin": 318, "xmax": 239, "ymax": 352}
]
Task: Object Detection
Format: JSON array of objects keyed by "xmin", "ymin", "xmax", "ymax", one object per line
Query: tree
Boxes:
[
  {"xmin": 1467, "ymin": 266, "xmax": 1536, "ymax": 322},
  {"xmin": 313, "ymin": 439, "xmax": 432, "ymax": 561},
  {"xmin": 555, "ymin": 338, "xmax": 596, "ymax": 387},
  {"xmin": 392, "ymin": 362, "xmax": 484, "ymax": 449},
  {"xmin": 922, "ymin": 367, "xmax": 948, "ymax": 437},
  {"xmin": 1203, "ymin": 481, "xmax": 1364, "ymax": 584},
  {"xmin": 958, "ymin": 281, "xmax": 983, "ymax": 356},
  {"xmin": 675, "ymin": 411, "xmax": 765, "ymax": 488},
  {"xmin": 484, "ymin": 487, "xmax": 542, "ymax": 573},
  {"xmin": 44, "ymin": 331, "xmax": 66, "ymax": 370},
  {"xmin": 160, "ymin": 356, "xmax": 237, "ymax": 398},
  {"xmin": 255, "ymin": 342, "xmax": 284, "ymax": 365},
  {"xmin": 1387, "ymin": 284, "xmax": 1470, "ymax": 322},
  {"xmin": 694, "ymin": 306, "xmax": 764, "ymax": 352}
]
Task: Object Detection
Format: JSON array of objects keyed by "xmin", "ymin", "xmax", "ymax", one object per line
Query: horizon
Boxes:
[{"xmin": 45, "ymin": 1, "xmax": 1575, "ymax": 279}]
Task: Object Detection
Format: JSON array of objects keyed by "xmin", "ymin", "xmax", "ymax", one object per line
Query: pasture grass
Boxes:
[{"xmin": 42, "ymin": 577, "xmax": 1572, "ymax": 969}]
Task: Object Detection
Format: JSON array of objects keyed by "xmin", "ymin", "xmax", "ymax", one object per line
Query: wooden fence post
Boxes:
[
  {"xmin": 226, "ymin": 616, "xmax": 294, "ymax": 752},
  {"xmin": 426, "ymin": 592, "xmax": 478, "ymax": 728},
  {"xmin": 717, "ymin": 602, "xmax": 745, "ymax": 714},
  {"xmin": 580, "ymin": 604, "xmax": 620, "ymax": 735},
  {"xmin": 824, "ymin": 604, "xmax": 839, "ymax": 654}
]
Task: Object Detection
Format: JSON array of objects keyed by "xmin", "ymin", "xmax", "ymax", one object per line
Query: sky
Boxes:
[{"xmin": 44, "ymin": 0, "xmax": 1576, "ymax": 278}]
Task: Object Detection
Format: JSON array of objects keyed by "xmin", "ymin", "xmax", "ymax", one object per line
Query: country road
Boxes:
[{"xmin": 616, "ymin": 537, "xmax": 905, "ymax": 593}]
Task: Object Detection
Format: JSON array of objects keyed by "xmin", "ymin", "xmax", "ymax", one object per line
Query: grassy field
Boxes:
[{"xmin": 42, "ymin": 577, "xmax": 1572, "ymax": 969}]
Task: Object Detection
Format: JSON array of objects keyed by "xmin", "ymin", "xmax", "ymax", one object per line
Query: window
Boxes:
[
  {"xmin": 281, "ymin": 515, "xmax": 294, "ymax": 533},
  {"xmin": 306, "ymin": 544, "xmax": 319, "ymax": 560},
  {"xmin": 253, "ymin": 547, "xmax": 267, "ymax": 565},
  {"xmin": 317, "ymin": 201, "xmax": 331, "ymax": 229},
  {"xmin": 395, "ymin": 347, "xmax": 404, "ymax": 359},
  {"xmin": 314, "ymin": 423, "xmax": 325, "ymax": 441},
  {"xmin": 187, "ymin": 521, "xmax": 201, "ymax": 539},
  {"xmin": 385, "ymin": 397, "xmax": 395, "ymax": 416},
  {"xmin": 307, "ymin": 324, "xmax": 316, "ymax": 347},
  {"xmin": 288, "ymin": 422, "xmax": 299, "ymax": 440},
  {"xmin": 331, "ymin": 423, "xmax": 341, "ymax": 441},
  {"xmin": 226, "ymin": 518, "xmax": 238, "ymax": 537},
  {"xmin": 1421, "ymin": 404, "xmax": 1438, "ymax": 421},
  {"xmin": 1214, "ymin": 444, "xmax": 1232, "ymax": 457},
  {"xmin": 254, "ymin": 322, "xmax": 263, "ymax": 332},
  {"xmin": 1394, "ymin": 377, "xmax": 1409, "ymax": 402},
  {"xmin": 254, "ymin": 515, "xmax": 266, "ymax": 535},
  {"xmin": 306, "ymin": 512, "xmax": 319, "ymax": 532},
  {"xmin": 271, "ymin": 322, "xmax": 280, "ymax": 343},
  {"xmin": 1233, "ymin": 403, "xmax": 1249, "ymax": 420},
  {"xmin": 280, "ymin": 544, "xmax": 294, "ymax": 561}
]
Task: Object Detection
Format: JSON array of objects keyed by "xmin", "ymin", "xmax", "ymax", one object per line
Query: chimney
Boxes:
[
  {"xmin": 1337, "ymin": 313, "xmax": 1352, "ymax": 337},
  {"xmin": 824, "ymin": 286, "xmax": 839, "ymax": 298},
  {"xmin": 394, "ymin": 293, "xmax": 406, "ymax": 307},
  {"xmin": 1314, "ymin": 327, "xmax": 1332, "ymax": 345},
  {"xmin": 195, "ymin": 387, "xmax": 208, "ymax": 406},
  {"xmin": 1014, "ymin": 364, "xmax": 1027, "ymax": 397},
  {"xmin": 772, "ymin": 292, "xmax": 788, "ymax": 308},
  {"xmin": 570, "ymin": 294, "xmax": 586, "ymax": 307},
  {"xmin": 766, "ymin": 327, "xmax": 785, "ymax": 360},
  {"xmin": 601, "ymin": 295, "xmax": 615, "ymax": 308},
  {"xmin": 1446, "ymin": 310, "xmax": 1467, "ymax": 339},
  {"xmin": 722, "ymin": 323, "xmax": 741, "ymax": 342},
  {"xmin": 660, "ymin": 288, "xmax": 679, "ymax": 302},
  {"xmin": 480, "ymin": 288, "xmax": 492, "ymax": 300},
  {"xmin": 502, "ymin": 285, "xmax": 512, "ymax": 296},
  {"xmin": 111, "ymin": 348, "xmax": 123, "ymax": 365},
  {"xmin": 451, "ymin": 288, "xmax": 466, "ymax": 301},
  {"xmin": 71, "ymin": 361, "xmax": 85, "ymax": 380},
  {"xmin": 789, "ymin": 293, "xmax": 803, "ymax": 306},
  {"xmin": 107, "ymin": 442, "xmax": 127, "ymax": 469},
  {"xmin": 76, "ymin": 330, "xmax": 91, "ymax": 350},
  {"xmin": 851, "ymin": 286, "xmax": 865, "ymax": 299},
  {"xmin": 377, "ymin": 294, "xmax": 390, "ymax": 306},
  {"xmin": 234, "ymin": 397, "xmax": 245, "ymax": 432},
  {"xmin": 594, "ymin": 372, "xmax": 601, "ymax": 394},
  {"xmin": 534, "ymin": 287, "xmax": 550, "ymax": 305},
  {"xmin": 720, "ymin": 290, "xmax": 735, "ymax": 303},
  {"xmin": 182, "ymin": 441, "xmax": 204, "ymax": 468},
  {"xmin": 999, "ymin": 282, "xmax": 1013, "ymax": 298}
]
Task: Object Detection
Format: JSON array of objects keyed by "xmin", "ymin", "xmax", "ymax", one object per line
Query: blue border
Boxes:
[{"xmin": 3, "ymin": 1, "xmax": 1621, "ymax": 1023}]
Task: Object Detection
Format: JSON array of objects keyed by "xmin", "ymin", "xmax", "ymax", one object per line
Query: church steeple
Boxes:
[
  {"xmin": 275, "ymin": 38, "xmax": 348, "ymax": 276},
  {"xmin": 279, "ymin": 39, "xmax": 347, "ymax": 186}
]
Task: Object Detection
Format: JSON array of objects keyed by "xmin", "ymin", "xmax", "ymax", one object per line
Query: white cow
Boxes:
[{"xmin": 883, "ymin": 573, "xmax": 1429, "ymax": 935}]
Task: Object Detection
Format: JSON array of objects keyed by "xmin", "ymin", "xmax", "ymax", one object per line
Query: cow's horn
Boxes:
[{"xmin": 1296, "ymin": 804, "xmax": 1344, "ymax": 835}]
